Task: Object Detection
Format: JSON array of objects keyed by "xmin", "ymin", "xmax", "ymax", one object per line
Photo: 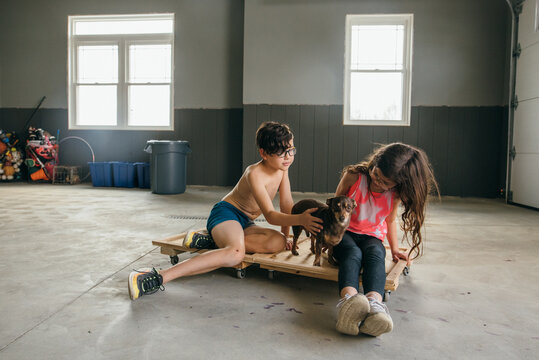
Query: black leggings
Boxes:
[{"xmin": 332, "ymin": 231, "xmax": 386, "ymax": 297}]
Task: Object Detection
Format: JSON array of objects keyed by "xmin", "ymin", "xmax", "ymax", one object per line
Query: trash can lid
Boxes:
[
  {"xmin": 144, "ymin": 140, "xmax": 191, "ymax": 154},
  {"xmin": 146, "ymin": 140, "xmax": 190, "ymax": 144}
]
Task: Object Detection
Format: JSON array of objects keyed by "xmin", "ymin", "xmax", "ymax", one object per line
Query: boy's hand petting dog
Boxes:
[{"xmin": 300, "ymin": 207, "xmax": 324, "ymax": 234}]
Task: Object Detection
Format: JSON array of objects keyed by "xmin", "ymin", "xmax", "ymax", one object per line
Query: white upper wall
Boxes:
[
  {"xmin": 243, "ymin": 0, "xmax": 509, "ymax": 106},
  {"xmin": 0, "ymin": 0, "xmax": 244, "ymax": 109},
  {"xmin": 0, "ymin": 0, "xmax": 512, "ymax": 109}
]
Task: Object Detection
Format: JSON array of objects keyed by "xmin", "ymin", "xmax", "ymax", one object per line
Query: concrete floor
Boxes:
[{"xmin": 0, "ymin": 183, "xmax": 538, "ymax": 359}]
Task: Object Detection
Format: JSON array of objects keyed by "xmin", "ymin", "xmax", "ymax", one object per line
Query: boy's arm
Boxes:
[
  {"xmin": 278, "ymin": 169, "xmax": 294, "ymax": 236},
  {"xmin": 247, "ymin": 169, "xmax": 322, "ymax": 234},
  {"xmin": 386, "ymin": 198, "xmax": 408, "ymax": 263}
]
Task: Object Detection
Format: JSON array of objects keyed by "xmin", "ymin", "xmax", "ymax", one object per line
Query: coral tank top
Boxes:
[{"xmin": 346, "ymin": 173, "xmax": 396, "ymax": 241}]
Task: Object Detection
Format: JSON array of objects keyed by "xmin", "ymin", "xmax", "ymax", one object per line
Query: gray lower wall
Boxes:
[
  {"xmin": 0, "ymin": 108, "xmax": 243, "ymax": 186},
  {"xmin": 0, "ymin": 105, "xmax": 508, "ymax": 197},
  {"xmin": 243, "ymin": 105, "xmax": 507, "ymax": 197}
]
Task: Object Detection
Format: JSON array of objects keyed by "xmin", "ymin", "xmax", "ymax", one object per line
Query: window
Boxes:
[
  {"xmin": 68, "ymin": 14, "xmax": 174, "ymax": 130},
  {"xmin": 536, "ymin": 0, "xmax": 539, "ymax": 32},
  {"xmin": 343, "ymin": 14, "xmax": 413, "ymax": 126}
]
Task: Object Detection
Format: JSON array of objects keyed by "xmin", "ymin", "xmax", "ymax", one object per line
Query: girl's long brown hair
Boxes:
[{"xmin": 343, "ymin": 143, "xmax": 439, "ymax": 259}]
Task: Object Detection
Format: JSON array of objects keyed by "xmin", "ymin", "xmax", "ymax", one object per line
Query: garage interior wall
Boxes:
[
  {"xmin": 0, "ymin": 0, "xmax": 511, "ymax": 196},
  {"xmin": 244, "ymin": 0, "xmax": 510, "ymax": 197},
  {"xmin": 0, "ymin": 0, "xmax": 245, "ymax": 187}
]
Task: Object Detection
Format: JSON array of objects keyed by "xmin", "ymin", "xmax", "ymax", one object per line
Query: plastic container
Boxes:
[
  {"xmin": 111, "ymin": 162, "xmax": 136, "ymax": 188},
  {"xmin": 144, "ymin": 140, "xmax": 191, "ymax": 194},
  {"xmin": 88, "ymin": 162, "xmax": 113, "ymax": 187},
  {"xmin": 134, "ymin": 162, "xmax": 150, "ymax": 189}
]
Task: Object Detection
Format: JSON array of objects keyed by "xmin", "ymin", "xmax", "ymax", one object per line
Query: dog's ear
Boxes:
[
  {"xmin": 351, "ymin": 199, "xmax": 357, "ymax": 209},
  {"xmin": 326, "ymin": 197, "xmax": 333, "ymax": 206}
]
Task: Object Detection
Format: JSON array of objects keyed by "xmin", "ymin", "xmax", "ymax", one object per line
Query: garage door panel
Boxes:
[
  {"xmin": 511, "ymin": 2, "xmax": 539, "ymax": 209},
  {"xmin": 513, "ymin": 98, "xmax": 539, "ymax": 154},
  {"xmin": 511, "ymin": 154, "xmax": 539, "ymax": 208},
  {"xmin": 515, "ymin": 44, "xmax": 539, "ymax": 101},
  {"xmin": 517, "ymin": 0, "xmax": 539, "ymax": 49}
]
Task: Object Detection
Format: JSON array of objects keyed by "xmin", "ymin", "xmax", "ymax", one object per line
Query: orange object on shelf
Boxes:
[{"xmin": 30, "ymin": 168, "xmax": 48, "ymax": 181}]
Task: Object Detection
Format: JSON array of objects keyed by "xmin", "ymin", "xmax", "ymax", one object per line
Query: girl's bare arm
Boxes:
[
  {"xmin": 335, "ymin": 171, "xmax": 359, "ymax": 196},
  {"xmin": 386, "ymin": 198, "xmax": 408, "ymax": 263}
]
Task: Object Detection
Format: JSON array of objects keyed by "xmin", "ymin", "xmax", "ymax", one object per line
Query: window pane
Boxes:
[
  {"xmin": 76, "ymin": 85, "xmax": 117, "ymax": 125},
  {"xmin": 129, "ymin": 44, "xmax": 171, "ymax": 83},
  {"xmin": 351, "ymin": 25, "xmax": 404, "ymax": 70},
  {"xmin": 128, "ymin": 85, "xmax": 170, "ymax": 126},
  {"xmin": 350, "ymin": 72, "xmax": 402, "ymax": 121},
  {"xmin": 78, "ymin": 45, "xmax": 118, "ymax": 83},
  {"xmin": 74, "ymin": 19, "xmax": 173, "ymax": 35}
]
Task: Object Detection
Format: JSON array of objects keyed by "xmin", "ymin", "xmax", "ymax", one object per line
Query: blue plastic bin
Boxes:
[
  {"xmin": 134, "ymin": 162, "xmax": 150, "ymax": 189},
  {"xmin": 88, "ymin": 162, "xmax": 113, "ymax": 187},
  {"xmin": 111, "ymin": 162, "xmax": 136, "ymax": 188}
]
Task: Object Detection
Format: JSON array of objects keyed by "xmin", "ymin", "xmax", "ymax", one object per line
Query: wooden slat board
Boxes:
[
  {"xmin": 152, "ymin": 232, "xmax": 409, "ymax": 291},
  {"xmin": 254, "ymin": 237, "xmax": 408, "ymax": 291},
  {"xmin": 152, "ymin": 232, "xmax": 256, "ymax": 269},
  {"xmin": 254, "ymin": 238, "xmax": 339, "ymax": 281}
]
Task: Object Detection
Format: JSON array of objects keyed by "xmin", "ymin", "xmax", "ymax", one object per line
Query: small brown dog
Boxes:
[{"xmin": 291, "ymin": 196, "xmax": 357, "ymax": 266}]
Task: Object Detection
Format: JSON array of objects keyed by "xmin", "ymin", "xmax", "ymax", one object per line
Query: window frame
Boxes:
[
  {"xmin": 68, "ymin": 14, "xmax": 174, "ymax": 131},
  {"xmin": 343, "ymin": 14, "xmax": 413, "ymax": 126}
]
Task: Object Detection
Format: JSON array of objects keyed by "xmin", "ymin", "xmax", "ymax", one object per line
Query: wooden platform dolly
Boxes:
[{"xmin": 152, "ymin": 231, "xmax": 411, "ymax": 301}]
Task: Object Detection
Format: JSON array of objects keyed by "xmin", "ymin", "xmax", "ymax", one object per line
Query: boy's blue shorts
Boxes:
[{"xmin": 206, "ymin": 201, "xmax": 255, "ymax": 235}]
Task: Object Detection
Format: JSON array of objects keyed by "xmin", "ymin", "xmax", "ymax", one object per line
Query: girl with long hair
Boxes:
[{"xmin": 334, "ymin": 142, "xmax": 439, "ymax": 337}]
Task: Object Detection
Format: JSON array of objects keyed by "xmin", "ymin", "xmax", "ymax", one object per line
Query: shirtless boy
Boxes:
[{"xmin": 129, "ymin": 122, "xmax": 323, "ymax": 300}]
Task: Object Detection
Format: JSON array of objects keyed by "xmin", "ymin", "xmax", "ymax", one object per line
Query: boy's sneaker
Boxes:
[
  {"xmin": 336, "ymin": 293, "xmax": 370, "ymax": 335},
  {"xmin": 359, "ymin": 297, "xmax": 393, "ymax": 336},
  {"xmin": 183, "ymin": 229, "xmax": 216, "ymax": 249},
  {"xmin": 128, "ymin": 268, "xmax": 164, "ymax": 300}
]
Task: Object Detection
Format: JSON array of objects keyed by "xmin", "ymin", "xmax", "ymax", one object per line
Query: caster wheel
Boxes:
[
  {"xmin": 384, "ymin": 290, "xmax": 391, "ymax": 302},
  {"xmin": 170, "ymin": 255, "xmax": 179, "ymax": 265},
  {"xmin": 268, "ymin": 270, "xmax": 275, "ymax": 280},
  {"xmin": 403, "ymin": 266, "xmax": 410, "ymax": 276},
  {"xmin": 236, "ymin": 269, "xmax": 246, "ymax": 279}
]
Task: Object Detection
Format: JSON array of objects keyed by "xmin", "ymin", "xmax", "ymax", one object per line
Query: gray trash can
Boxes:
[{"xmin": 144, "ymin": 140, "xmax": 192, "ymax": 194}]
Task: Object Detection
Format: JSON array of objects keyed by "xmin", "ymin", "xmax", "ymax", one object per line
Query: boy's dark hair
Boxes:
[{"xmin": 255, "ymin": 122, "xmax": 294, "ymax": 156}]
